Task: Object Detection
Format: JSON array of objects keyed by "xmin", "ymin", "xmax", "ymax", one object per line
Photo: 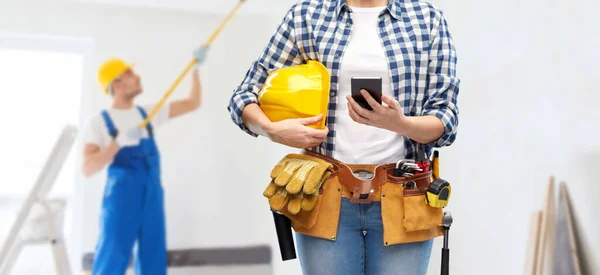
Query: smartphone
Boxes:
[{"xmin": 351, "ymin": 77, "xmax": 382, "ymax": 111}]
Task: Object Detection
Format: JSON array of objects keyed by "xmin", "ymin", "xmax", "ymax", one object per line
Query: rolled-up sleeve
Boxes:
[
  {"xmin": 422, "ymin": 10, "xmax": 460, "ymax": 147},
  {"xmin": 227, "ymin": 7, "xmax": 304, "ymax": 137}
]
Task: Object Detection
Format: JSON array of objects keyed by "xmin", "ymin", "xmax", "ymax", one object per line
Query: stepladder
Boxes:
[
  {"xmin": 1, "ymin": 198, "xmax": 72, "ymax": 275},
  {"xmin": 0, "ymin": 125, "xmax": 77, "ymax": 275}
]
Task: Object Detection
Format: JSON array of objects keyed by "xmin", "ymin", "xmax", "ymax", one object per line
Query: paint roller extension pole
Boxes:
[
  {"xmin": 139, "ymin": 0, "xmax": 247, "ymax": 129},
  {"xmin": 204, "ymin": 0, "xmax": 246, "ymax": 47},
  {"xmin": 139, "ymin": 59, "xmax": 197, "ymax": 129}
]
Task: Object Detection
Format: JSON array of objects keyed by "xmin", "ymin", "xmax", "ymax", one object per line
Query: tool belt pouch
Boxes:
[
  {"xmin": 392, "ymin": 171, "xmax": 443, "ymax": 232},
  {"xmin": 263, "ymin": 153, "xmax": 335, "ymax": 229}
]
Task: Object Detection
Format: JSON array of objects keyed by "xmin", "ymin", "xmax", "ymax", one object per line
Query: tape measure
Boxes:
[{"xmin": 425, "ymin": 178, "xmax": 451, "ymax": 208}]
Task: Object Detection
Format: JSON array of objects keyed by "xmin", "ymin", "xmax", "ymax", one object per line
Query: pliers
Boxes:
[{"xmin": 415, "ymin": 144, "xmax": 431, "ymax": 172}]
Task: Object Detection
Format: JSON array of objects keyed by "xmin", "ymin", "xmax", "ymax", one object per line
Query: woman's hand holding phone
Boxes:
[{"xmin": 346, "ymin": 90, "xmax": 411, "ymax": 133}]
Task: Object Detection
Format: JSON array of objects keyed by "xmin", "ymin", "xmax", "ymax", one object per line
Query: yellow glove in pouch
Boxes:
[{"xmin": 263, "ymin": 154, "xmax": 333, "ymax": 215}]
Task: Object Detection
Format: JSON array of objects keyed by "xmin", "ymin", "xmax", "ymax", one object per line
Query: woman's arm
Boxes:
[
  {"xmin": 227, "ymin": 4, "xmax": 331, "ymax": 147},
  {"xmin": 242, "ymin": 103, "xmax": 328, "ymax": 148},
  {"xmin": 419, "ymin": 9, "xmax": 460, "ymax": 147},
  {"xmin": 346, "ymin": 93, "xmax": 445, "ymax": 144},
  {"xmin": 227, "ymin": 6, "xmax": 306, "ymax": 137},
  {"xmin": 346, "ymin": 9, "xmax": 459, "ymax": 146},
  {"xmin": 394, "ymin": 114, "xmax": 445, "ymax": 144}
]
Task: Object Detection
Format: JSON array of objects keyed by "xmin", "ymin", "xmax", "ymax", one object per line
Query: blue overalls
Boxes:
[{"xmin": 92, "ymin": 106, "xmax": 167, "ymax": 275}]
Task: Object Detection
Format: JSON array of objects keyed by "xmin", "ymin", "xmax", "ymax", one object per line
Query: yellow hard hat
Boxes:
[
  {"xmin": 258, "ymin": 60, "xmax": 330, "ymax": 129},
  {"xmin": 97, "ymin": 58, "xmax": 134, "ymax": 94}
]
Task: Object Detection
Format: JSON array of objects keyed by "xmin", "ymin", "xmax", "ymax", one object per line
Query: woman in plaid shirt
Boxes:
[{"xmin": 228, "ymin": 0, "xmax": 459, "ymax": 274}]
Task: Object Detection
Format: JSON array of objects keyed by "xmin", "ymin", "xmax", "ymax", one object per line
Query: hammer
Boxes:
[{"xmin": 441, "ymin": 211, "xmax": 453, "ymax": 275}]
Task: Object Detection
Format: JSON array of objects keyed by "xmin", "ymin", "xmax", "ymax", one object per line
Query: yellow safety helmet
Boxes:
[
  {"xmin": 97, "ymin": 58, "xmax": 135, "ymax": 94},
  {"xmin": 258, "ymin": 60, "xmax": 330, "ymax": 129}
]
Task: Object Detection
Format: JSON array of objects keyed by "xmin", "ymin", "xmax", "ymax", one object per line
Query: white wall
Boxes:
[
  {"xmin": 0, "ymin": 0, "xmax": 598, "ymax": 274},
  {"xmin": 428, "ymin": 0, "xmax": 599, "ymax": 274},
  {"xmin": 0, "ymin": 37, "xmax": 89, "ymax": 274},
  {"xmin": 74, "ymin": 0, "xmax": 302, "ymax": 16},
  {"xmin": 0, "ymin": 0, "xmax": 298, "ymax": 273}
]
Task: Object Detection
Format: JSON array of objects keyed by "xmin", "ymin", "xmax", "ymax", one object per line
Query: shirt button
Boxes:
[
  {"xmin": 334, "ymin": 53, "xmax": 339, "ymax": 58},
  {"xmin": 330, "ymin": 92, "xmax": 335, "ymax": 97},
  {"xmin": 346, "ymin": 22, "xmax": 350, "ymax": 27}
]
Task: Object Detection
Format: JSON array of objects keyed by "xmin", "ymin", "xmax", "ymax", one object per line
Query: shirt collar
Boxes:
[{"xmin": 336, "ymin": 0, "xmax": 400, "ymax": 20}]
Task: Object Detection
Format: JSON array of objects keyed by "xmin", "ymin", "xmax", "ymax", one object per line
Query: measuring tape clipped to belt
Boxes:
[
  {"xmin": 424, "ymin": 178, "xmax": 451, "ymax": 208},
  {"xmin": 396, "ymin": 149, "xmax": 451, "ymax": 208},
  {"xmin": 401, "ymin": 177, "xmax": 451, "ymax": 208}
]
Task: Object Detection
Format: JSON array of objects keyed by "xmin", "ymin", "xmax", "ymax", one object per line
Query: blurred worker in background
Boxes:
[
  {"xmin": 228, "ymin": 0, "xmax": 459, "ymax": 274},
  {"xmin": 81, "ymin": 45, "xmax": 209, "ymax": 275}
]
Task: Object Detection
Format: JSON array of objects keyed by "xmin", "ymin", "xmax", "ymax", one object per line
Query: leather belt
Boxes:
[{"xmin": 303, "ymin": 150, "xmax": 432, "ymax": 204}]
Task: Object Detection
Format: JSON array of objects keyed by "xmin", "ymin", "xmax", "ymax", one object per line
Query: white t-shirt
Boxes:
[
  {"xmin": 83, "ymin": 103, "xmax": 171, "ymax": 148},
  {"xmin": 333, "ymin": 6, "xmax": 405, "ymax": 165}
]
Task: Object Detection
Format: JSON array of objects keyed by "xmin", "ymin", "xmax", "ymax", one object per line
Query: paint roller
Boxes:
[{"xmin": 136, "ymin": 0, "xmax": 247, "ymax": 132}]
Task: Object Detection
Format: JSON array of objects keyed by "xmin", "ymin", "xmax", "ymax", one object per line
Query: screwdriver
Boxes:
[{"xmin": 432, "ymin": 150, "xmax": 440, "ymax": 179}]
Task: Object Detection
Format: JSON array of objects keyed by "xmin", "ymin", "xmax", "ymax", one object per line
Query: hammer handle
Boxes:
[{"xmin": 441, "ymin": 248, "xmax": 449, "ymax": 275}]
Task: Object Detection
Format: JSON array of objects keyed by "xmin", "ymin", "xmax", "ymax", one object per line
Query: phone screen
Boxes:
[{"xmin": 351, "ymin": 77, "xmax": 383, "ymax": 111}]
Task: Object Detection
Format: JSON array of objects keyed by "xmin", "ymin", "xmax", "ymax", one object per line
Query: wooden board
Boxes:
[
  {"xmin": 552, "ymin": 181, "xmax": 582, "ymax": 275},
  {"xmin": 534, "ymin": 177, "xmax": 556, "ymax": 275},
  {"xmin": 524, "ymin": 210, "xmax": 542, "ymax": 275}
]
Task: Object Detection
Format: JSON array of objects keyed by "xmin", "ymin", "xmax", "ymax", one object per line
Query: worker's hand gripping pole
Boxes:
[
  {"xmin": 137, "ymin": 0, "xmax": 247, "ymax": 131},
  {"xmin": 271, "ymin": 209, "xmax": 297, "ymax": 261},
  {"xmin": 441, "ymin": 211, "xmax": 453, "ymax": 275}
]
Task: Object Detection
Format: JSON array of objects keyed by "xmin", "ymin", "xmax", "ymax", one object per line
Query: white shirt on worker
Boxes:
[
  {"xmin": 83, "ymin": 103, "xmax": 171, "ymax": 148},
  {"xmin": 333, "ymin": 5, "xmax": 405, "ymax": 165}
]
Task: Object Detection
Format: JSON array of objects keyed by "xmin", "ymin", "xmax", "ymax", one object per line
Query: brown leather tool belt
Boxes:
[
  {"xmin": 302, "ymin": 150, "xmax": 432, "ymax": 204},
  {"xmin": 270, "ymin": 151, "xmax": 443, "ymax": 245}
]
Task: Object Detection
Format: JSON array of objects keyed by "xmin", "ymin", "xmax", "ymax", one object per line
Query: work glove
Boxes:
[
  {"xmin": 115, "ymin": 127, "xmax": 142, "ymax": 148},
  {"xmin": 193, "ymin": 45, "xmax": 209, "ymax": 66},
  {"xmin": 263, "ymin": 155, "xmax": 333, "ymax": 215}
]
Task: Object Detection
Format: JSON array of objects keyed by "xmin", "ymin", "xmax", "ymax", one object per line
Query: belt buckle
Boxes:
[
  {"xmin": 339, "ymin": 164, "xmax": 381, "ymax": 204},
  {"xmin": 351, "ymin": 187, "xmax": 375, "ymax": 204},
  {"xmin": 351, "ymin": 170, "xmax": 376, "ymax": 203},
  {"xmin": 354, "ymin": 171, "xmax": 373, "ymax": 180}
]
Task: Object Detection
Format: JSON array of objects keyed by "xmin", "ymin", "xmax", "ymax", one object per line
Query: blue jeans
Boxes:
[{"xmin": 296, "ymin": 198, "xmax": 433, "ymax": 275}]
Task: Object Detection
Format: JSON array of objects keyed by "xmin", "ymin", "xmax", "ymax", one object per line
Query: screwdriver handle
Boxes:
[{"xmin": 432, "ymin": 150, "xmax": 440, "ymax": 179}]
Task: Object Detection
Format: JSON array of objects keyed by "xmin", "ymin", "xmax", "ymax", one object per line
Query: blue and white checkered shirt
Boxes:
[{"xmin": 227, "ymin": 0, "xmax": 460, "ymax": 160}]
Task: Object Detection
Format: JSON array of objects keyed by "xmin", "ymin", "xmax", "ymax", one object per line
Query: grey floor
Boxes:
[
  {"xmin": 121, "ymin": 266, "xmax": 272, "ymax": 275},
  {"xmin": 1, "ymin": 197, "xmax": 273, "ymax": 275}
]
